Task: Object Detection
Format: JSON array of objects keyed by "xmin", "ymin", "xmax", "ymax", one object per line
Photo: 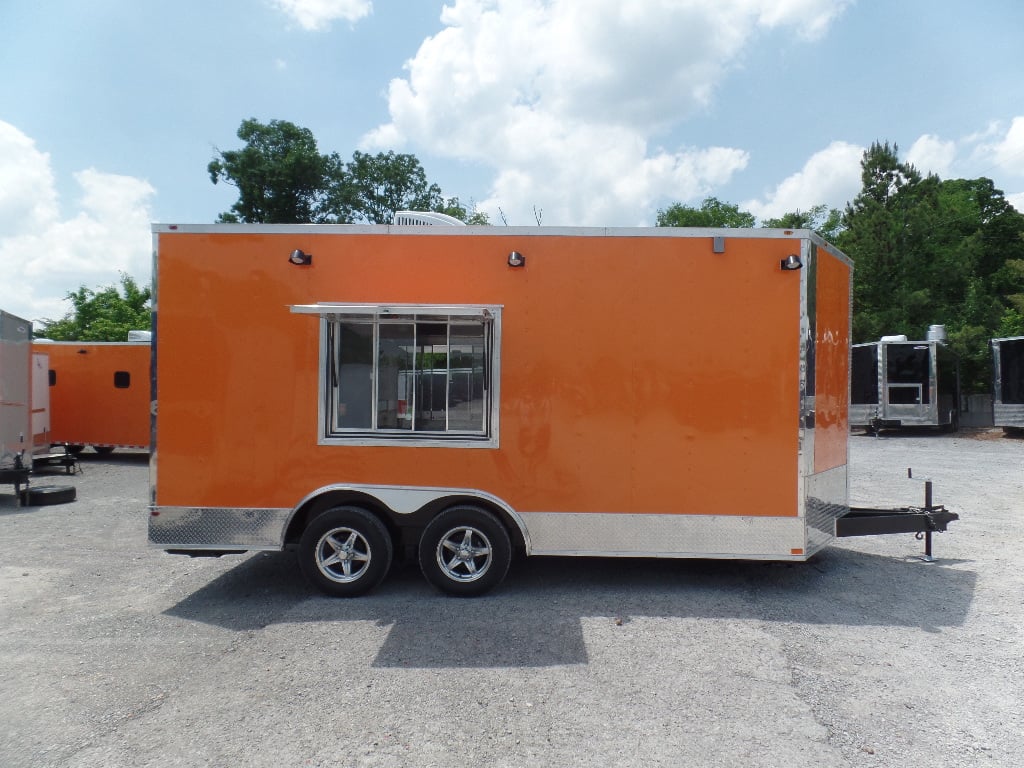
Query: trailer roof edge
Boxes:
[{"xmin": 151, "ymin": 222, "xmax": 833, "ymax": 241}]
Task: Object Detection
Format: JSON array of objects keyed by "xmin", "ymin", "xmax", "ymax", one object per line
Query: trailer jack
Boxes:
[{"xmin": 836, "ymin": 470, "xmax": 959, "ymax": 561}]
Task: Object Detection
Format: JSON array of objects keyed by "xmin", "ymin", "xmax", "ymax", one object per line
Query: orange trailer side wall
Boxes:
[
  {"xmin": 39, "ymin": 343, "xmax": 151, "ymax": 448},
  {"xmin": 155, "ymin": 231, "xmax": 808, "ymax": 517},
  {"xmin": 814, "ymin": 248, "xmax": 851, "ymax": 474}
]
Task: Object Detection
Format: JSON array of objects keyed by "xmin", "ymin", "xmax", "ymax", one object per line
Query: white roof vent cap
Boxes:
[{"xmin": 392, "ymin": 211, "xmax": 465, "ymax": 226}]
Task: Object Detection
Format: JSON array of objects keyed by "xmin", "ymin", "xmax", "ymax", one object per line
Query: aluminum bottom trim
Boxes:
[
  {"xmin": 994, "ymin": 403, "xmax": 1024, "ymax": 428},
  {"xmin": 520, "ymin": 512, "xmax": 807, "ymax": 558}
]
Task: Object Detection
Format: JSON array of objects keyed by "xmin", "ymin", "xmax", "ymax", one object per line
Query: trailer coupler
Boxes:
[{"xmin": 836, "ymin": 473, "xmax": 959, "ymax": 561}]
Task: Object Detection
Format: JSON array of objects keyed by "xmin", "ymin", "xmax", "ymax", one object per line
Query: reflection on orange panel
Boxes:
[{"xmin": 814, "ymin": 249, "xmax": 851, "ymax": 474}]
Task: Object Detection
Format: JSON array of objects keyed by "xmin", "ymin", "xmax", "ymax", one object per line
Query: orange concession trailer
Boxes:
[
  {"xmin": 149, "ymin": 223, "xmax": 865, "ymax": 596},
  {"xmin": 35, "ymin": 340, "xmax": 151, "ymax": 453}
]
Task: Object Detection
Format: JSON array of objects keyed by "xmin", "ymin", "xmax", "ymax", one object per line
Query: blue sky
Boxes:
[{"xmin": 2, "ymin": 0, "xmax": 1024, "ymax": 324}]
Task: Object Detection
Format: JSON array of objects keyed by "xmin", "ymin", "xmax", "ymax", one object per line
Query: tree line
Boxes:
[
  {"xmin": 207, "ymin": 118, "xmax": 489, "ymax": 225},
  {"xmin": 40, "ymin": 122, "xmax": 1024, "ymax": 394}
]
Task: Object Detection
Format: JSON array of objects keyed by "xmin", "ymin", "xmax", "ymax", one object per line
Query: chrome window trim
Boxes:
[{"xmin": 295, "ymin": 303, "xmax": 502, "ymax": 449}]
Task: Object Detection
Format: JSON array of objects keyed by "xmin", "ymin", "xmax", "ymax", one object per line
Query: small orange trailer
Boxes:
[
  {"xmin": 34, "ymin": 339, "xmax": 151, "ymax": 453},
  {"xmin": 149, "ymin": 223, "xmax": 955, "ymax": 596}
]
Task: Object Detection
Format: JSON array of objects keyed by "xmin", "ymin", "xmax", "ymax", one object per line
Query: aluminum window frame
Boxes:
[{"xmin": 292, "ymin": 303, "xmax": 501, "ymax": 448}]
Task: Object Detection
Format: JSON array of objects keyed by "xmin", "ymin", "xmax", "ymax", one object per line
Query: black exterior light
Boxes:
[
  {"xmin": 508, "ymin": 250, "xmax": 525, "ymax": 268},
  {"xmin": 289, "ymin": 249, "xmax": 312, "ymax": 266},
  {"xmin": 780, "ymin": 254, "xmax": 802, "ymax": 271}
]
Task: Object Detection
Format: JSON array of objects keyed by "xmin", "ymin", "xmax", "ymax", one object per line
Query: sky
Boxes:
[{"xmin": 2, "ymin": 0, "xmax": 1024, "ymax": 325}]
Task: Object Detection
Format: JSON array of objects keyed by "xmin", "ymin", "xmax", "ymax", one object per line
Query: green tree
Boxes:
[
  {"xmin": 436, "ymin": 197, "xmax": 491, "ymax": 225},
  {"xmin": 656, "ymin": 197, "xmax": 756, "ymax": 228},
  {"xmin": 837, "ymin": 142, "xmax": 929, "ymax": 343},
  {"xmin": 208, "ymin": 118, "xmax": 337, "ymax": 223},
  {"xmin": 761, "ymin": 204, "xmax": 843, "ymax": 241},
  {"xmin": 837, "ymin": 141, "xmax": 1024, "ymax": 391},
  {"xmin": 37, "ymin": 274, "xmax": 151, "ymax": 341},
  {"xmin": 210, "ymin": 119, "xmax": 478, "ymax": 225},
  {"xmin": 330, "ymin": 150, "xmax": 446, "ymax": 224}
]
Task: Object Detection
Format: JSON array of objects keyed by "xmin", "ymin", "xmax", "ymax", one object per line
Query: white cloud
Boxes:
[
  {"xmin": 743, "ymin": 141, "xmax": 863, "ymax": 221},
  {"xmin": 363, "ymin": 0, "xmax": 847, "ymax": 225},
  {"xmin": 0, "ymin": 122, "xmax": 154, "ymax": 325},
  {"xmin": 271, "ymin": 0, "xmax": 372, "ymax": 31},
  {"xmin": 978, "ymin": 116, "xmax": 1024, "ymax": 178},
  {"xmin": 0, "ymin": 122, "xmax": 59, "ymax": 237},
  {"xmin": 906, "ymin": 134, "xmax": 956, "ymax": 178},
  {"xmin": 956, "ymin": 117, "xmax": 1024, "ymax": 207},
  {"xmin": 756, "ymin": 0, "xmax": 852, "ymax": 40}
]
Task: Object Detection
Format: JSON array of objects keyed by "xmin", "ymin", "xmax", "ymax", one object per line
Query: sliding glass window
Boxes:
[{"xmin": 315, "ymin": 305, "xmax": 499, "ymax": 446}]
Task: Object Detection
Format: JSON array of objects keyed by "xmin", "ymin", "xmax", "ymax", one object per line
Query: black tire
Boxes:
[
  {"xmin": 418, "ymin": 506, "xmax": 512, "ymax": 597},
  {"xmin": 94, "ymin": 446, "xmax": 115, "ymax": 456},
  {"xmin": 67, "ymin": 445, "xmax": 85, "ymax": 455},
  {"xmin": 298, "ymin": 506, "xmax": 393, "ymax": 597},
  {"xmin": 22, "ymin": 484, "xmax": 77, "ymax": 506}
]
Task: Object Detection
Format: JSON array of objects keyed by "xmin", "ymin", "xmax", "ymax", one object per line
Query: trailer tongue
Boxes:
[{"xmin": 838, "ymin": 470, "xmax": 959, "ymax": 561}]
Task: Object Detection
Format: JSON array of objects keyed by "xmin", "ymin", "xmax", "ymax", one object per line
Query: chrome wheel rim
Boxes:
[
  {"xmin": 316, "ymin": 526, "xmax": 372, "ymax": 583},
  {"xmin": 435, "ymin": 525, "xmax": 492, "ymax": 583}
]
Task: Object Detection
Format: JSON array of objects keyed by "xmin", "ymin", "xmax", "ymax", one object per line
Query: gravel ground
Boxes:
[{"xmin": 0, "ymin": 432, "xmax": 1022, "ymax": 768}]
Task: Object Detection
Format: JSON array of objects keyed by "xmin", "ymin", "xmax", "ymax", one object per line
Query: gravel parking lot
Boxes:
[{"xmin": 1, "ymin": 432, "xmax": 1022, "ymax": 768}]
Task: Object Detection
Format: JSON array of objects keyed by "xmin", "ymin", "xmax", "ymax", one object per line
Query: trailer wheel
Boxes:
[
  {"xmin": 298, "ymin": 506, "xmax": 393, "ymax": 597},
  {"xmin": 94, "ymin": 446, "xmax": 116, "ymax": 456},
  {"xmin": 418, "ymin": 506, "xmax": 511, "ymax": 597}
]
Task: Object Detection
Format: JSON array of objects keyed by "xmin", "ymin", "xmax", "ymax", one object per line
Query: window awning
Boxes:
[{"xmin": 290, "ymin": 303, "xmax": 500, "ymax": 322}]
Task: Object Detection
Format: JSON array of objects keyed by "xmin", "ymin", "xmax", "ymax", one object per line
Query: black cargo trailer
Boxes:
[
  {"xmin": 992, "ymin": 336, "xmax": 1024, "ymax": 432},
  {"xmin": 850, "ymin": 333, "xmax": 960, "ymax": 431}
]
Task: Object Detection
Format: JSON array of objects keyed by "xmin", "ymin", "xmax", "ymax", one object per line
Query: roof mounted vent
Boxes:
[{"xmin": 392, "ymin": 211, "xmax": 466, "ymax": 226}]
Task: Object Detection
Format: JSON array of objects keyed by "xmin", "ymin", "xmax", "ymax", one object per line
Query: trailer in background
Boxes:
[
  {"xmin": 30, "ymin": 352, "xmax": 50, "ymax": 454},
  {"xmin": 850, "ymin": 328, "xmax": 960, "ymax": 432},
  {"xmin": 1, "ymin": 310, "xmax": 32, "ymax": 495},
  {"xmin": 28, "ymin": 350, "xmax": 81, "ymax": 474},
  {"xmin": 34, "ymin": 339, "xmax": 151, "ymax": 454},
  {"xmin": 992, "ymin": 335, "xmax": 1024, "ymax": 433}
]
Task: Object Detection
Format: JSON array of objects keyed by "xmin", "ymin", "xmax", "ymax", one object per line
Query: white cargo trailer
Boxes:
[{"xmin": 0, "ymin": 310, "xmax": 32, "ymax": 495}]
